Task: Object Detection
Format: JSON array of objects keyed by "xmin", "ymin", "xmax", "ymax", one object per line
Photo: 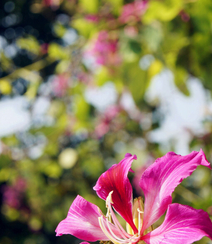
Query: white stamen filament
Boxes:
[
  {"xmin": 106, "ymin": 194, "xmax": 131, "ymax": 239},
  {"xmin": 99, "ymin": 216, "xmax": 124, "ymax": 244},
  {"xmin": 98, "ymin": 191, "xmax": 140, "ymax": 244},
  {"xmin": 137, "ymin": 208, "xmax": 143, "ymax": 235}
]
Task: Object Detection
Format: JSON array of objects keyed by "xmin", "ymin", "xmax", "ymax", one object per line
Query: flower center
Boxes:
[
  {"xmin": 98, "ymin": 191, "xmax": 143, "ymax": 244},
  {"xmin": 126, "ymin": 197, "xmax": 144, "ymax": 236}
]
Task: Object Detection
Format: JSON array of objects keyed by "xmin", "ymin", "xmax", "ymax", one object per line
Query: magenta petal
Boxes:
[
  {"xmin": 140, "ymin": 150, "xmax": 211, "ymax": 231},
  {"xmin": 142, "ymin": 203, "xmax": 212, "ymax": 244},
  {"xmin": 55, "ymin": 195, "xmax": 109, "ymax": 242},
  {"xmin": 93, "ymin": 153, "xmax": 137, "ymax": 233}
]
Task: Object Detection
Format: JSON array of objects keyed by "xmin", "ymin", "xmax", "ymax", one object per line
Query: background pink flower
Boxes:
[
  {"xmin": 95, "ymin": 105, "xmax": 121, "ymax": 138},
  {"xmin": 119, "ymin": 0, "xmax": 148, "ymax": 24},
  {"xmin": 2, "ymin": 178, "xmax": 26, "ymax": 209},
  {"xmin": 87, "ymin": 31, "xmax": 121, "ymax": 67},
  {"xmin": 52, "ymin": 74, "xmax": 69, "ymax": 97}
]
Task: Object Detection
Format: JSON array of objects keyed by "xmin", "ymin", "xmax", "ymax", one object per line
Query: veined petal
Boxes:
[
  {"xmin": 93, "ymin": 153, "xmax": 137, "ymax": 233},
  {"xmin": 55, "ymin": 195, "xmax": 109, "ymax": 242},
  {"xmin": 142, "ymin": 203, "xmax": 212, "ymax": 244},
  {"xmin": 140, "ymin": 150, "xmax": 211, "ymax": 231}
]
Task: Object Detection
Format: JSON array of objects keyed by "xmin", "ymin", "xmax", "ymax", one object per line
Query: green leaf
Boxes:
[
  {"xmin": 17, "ymin": 36, "xmax": 40, "ymax": 55},
  {"xmin": 143, "ymin": 0, "xmax": 183, "ymax": 23},
  {"xmin": 79, "ymin": 0, "xmax": 99, "ymax": 14},
  {"xmin": 0, "ymin": 168, "xmax": 15, "ymax": 182},
  {"xmin": 142, "ymin": 25, "xmax": 163, "ymax": 52},
  {"xmin": 48, "ymin": 43, "xmax": 70, "ymax": 60},
  {"xmin": 72, "ymin": 18, "xmax": 97, "ymax": 38},
  {"xmin": 148, "ymin": 59, "xmax": 163, "ymax": 79},
  {"xmin": 0, "ymin": 52, "xmax": 12, "ymax": 71},
  {"xmin": 25, "ymin": 80, "xmax": 40, "ymax": 99},
  {"xmin": 128, "ymin": 40, "xmax": 142, "ymax": 54},
  {"xmin": 73, "ymin": 95, "xmax": 90, "ymax": 121},
  {"xmin": 53, "ymin": 23, "xmax": 67, "ymax": 38},
  {"xmin": 122, "ymin": 61, "xmax": 148, "ymax": 103},
  {"xmin": 0, "ymin": 79, "xmax": 12, "ymax": 94},
  {"xmin": 94, "ymin": 67, "xmax": 112, "ymax": 86},
  {"xmin": 1, "ymin": 135, "xmax": 18, "ymax": 147},
  {"xmin": 82, "ymin": 155, "xmax": 104, "ymax": 179},
  {"xmin": 107, "ymin": 0, "xmax": 123, "ymax": 15},
  {"xmin": 163, "ymin": 34, "xmax": 189, "ymax": 69},
  {"xmin": 38, "ymin": 160, "xmax": 62, "ymax": 178},
  {"xmin": 174, "ymin": 67, "xmax": 189, "ymax": 96},
  {"xmin": 55, "ymin": 60, "xmax": 70, "ymax": 74}
]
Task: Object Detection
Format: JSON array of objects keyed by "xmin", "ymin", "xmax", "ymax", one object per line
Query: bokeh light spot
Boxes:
[{"xmin": 4, "ymin": 1, "xmax": 15, "ymax": 13}]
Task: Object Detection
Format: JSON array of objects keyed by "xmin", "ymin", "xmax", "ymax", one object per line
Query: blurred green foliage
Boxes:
[{"xmin": 0, "ymin": 0, "xmax": 212, "ymax": 243}]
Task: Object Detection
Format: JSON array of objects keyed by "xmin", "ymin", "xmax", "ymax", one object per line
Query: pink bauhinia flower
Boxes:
[
  {"xmin": 52, "ymin": 74, "xmax": 69, "ymax": 97},
  {"xmin": 56, "ymin": 150, "xmax": 212, "ymax": 243},
  {"xmin": 119, "ymin": 0, "xmax": 148, "ymax": 24},
  {"xmin": 95, "ymin": 105, "xmax": 121, "ymax": 138},
  {"xmin": 2, "ymin": 178, "xmax": 27, "ymax": 209},
  {"xmin": 86, "ymin": 31, "xmax": 121, "ymax": 67},
  {"xmin": 43, "ymin": 0, "xmax": 61, "ymax": 8}
]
